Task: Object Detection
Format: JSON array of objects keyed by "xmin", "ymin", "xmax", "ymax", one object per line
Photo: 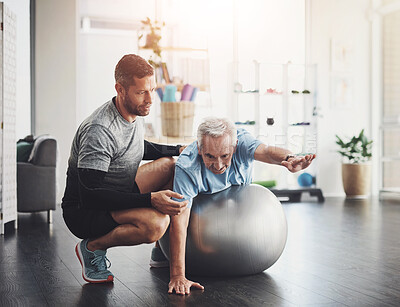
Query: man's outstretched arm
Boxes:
[{"xmin": 254, "ymin": 144, "xmax": 315, "ymax": 172}]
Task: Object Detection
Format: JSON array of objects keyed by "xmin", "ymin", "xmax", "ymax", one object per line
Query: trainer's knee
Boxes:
[
  {"xmin": 158, "ymin": 156, "xmax": 176, "ymax": 173},
  {"xmin": 142, "ymin": 212, "xmax": 170, "ymax": 243}
]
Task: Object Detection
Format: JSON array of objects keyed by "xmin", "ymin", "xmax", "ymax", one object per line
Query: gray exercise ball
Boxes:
[{"xmin": 159, "ymin": 184, "xmax": 288, "ymax": 276}]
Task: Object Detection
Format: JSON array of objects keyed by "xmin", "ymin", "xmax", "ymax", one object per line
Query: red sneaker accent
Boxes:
[{"xmin": 75, "ymin": 242, "xmax": 114, "ymax": 284}]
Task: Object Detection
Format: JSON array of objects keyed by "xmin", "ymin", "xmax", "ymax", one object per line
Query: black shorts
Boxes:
[{"xmin": 62, "ymin": 182, "xmax": 141, "ymax": 239}]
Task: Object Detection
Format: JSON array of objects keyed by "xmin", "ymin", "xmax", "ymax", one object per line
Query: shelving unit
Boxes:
[
  {"xmin": 138, "ymin": 46, "xmax": 210, "ymax": 92},
  {"xmin": 231, "ymin": 61, "xmax": 324, "ymax": 202},
  {"xmin": 138, "ymin": 45, "xmax": 211, "ymax": 141}
]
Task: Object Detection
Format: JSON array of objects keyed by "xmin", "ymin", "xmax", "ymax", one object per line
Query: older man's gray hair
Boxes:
[{"xmin": 197, "ymin": 117, "xmax": 237, "ymax": 150}]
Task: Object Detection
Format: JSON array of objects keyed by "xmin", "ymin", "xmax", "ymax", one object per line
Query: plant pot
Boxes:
[{"xmin": 341, "ymin": 163, "xmax": 371, "ymax": 198}]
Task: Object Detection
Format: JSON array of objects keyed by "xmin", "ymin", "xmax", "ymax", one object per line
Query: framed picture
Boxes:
[
  {"xmin": 330, "ymin": 73, "xmax": 354, "ymax": 108},
  {"xmin": 330, "ymin": 39, "xmax": 354, "ymax": 72}
]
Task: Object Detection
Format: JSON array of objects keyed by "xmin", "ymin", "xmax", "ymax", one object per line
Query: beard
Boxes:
[{"xmin": 123, "ymin": 92, "xmax": 151, "ymax": 117}]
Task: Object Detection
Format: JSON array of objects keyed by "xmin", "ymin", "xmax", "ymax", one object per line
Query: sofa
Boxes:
[{"xmin": 17, "ymin": 135, "xmax": 57, "ymax": 223}]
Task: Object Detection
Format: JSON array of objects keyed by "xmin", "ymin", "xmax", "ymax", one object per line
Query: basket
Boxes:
[{"xmin": 161, "ymin": 101, "xmax": 195, "ymax": 137}]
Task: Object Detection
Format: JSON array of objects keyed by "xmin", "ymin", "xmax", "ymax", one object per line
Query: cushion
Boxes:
[
  {"xmin": 17, "ymin": 141, "xmax": 34, "ymax": 162},
  {"xmin": 28, "ymin": 135, "xmax": 56, "ymax": 166}
]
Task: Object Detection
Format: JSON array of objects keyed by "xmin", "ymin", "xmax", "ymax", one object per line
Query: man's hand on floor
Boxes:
[{"xmin": 168, "ymin": 275, "xmax": 204, "ymax": 295}]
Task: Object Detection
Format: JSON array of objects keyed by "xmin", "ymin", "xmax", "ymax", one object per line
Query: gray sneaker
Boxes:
[
  {"xmin": 75, "ymin": 239, "xmax": 114, "ymax": 283},
  {"xmin": 149, "ymin": 246, "xmax": 169, "ymax": 268}
]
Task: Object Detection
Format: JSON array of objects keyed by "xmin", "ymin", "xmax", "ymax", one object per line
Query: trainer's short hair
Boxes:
[
  {"xmin": 197, "ymin": 117, "xmax": 237, "ymax": 150},
  {"xmin": 114, "ymin": 54, "xmax": 154, "ymax": 89}
]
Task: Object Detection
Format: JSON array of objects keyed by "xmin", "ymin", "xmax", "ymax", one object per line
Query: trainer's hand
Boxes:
[
  {"xmin": 168, "ymin": 276, "xmax": 204, "ymax": 295},
  {"xmin": 151, "ymin": 190, "xmax": 188, "ymax": 216},
  {"xmin": 179, "ymin": 145, "xmax": 187, "ymax": 154},
  {"xmin": 281, "ymin": 154, "xmax": 316, "ymax": 173}
]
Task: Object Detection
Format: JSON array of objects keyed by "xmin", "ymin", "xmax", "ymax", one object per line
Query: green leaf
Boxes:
[{"xmin": 335, "ymin": 129, "xmax": 372, "ymax": 162}]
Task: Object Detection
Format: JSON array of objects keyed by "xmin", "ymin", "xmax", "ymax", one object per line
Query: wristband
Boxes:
[{"xmin": 285, "ymin": 154, "xmax": 296, "ymax": 161}]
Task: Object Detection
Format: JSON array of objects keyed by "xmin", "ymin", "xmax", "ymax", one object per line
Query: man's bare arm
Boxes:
[
  {"xmin": 254, "ymin": 144, "xmax": 315, "ymax": 172},
  {"xmin": 254, "ymin": 144, "xmax": 292, "ymax": 164},
  {"xmin": 168, "ymin": 206, "xmax": 204, "ymax": 295}
]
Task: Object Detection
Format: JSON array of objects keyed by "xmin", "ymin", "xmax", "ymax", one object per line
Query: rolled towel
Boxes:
[
  {"xmin": 190, "ymin": 87, "xmax": 198, "ymax": 102},
  {"xmin": 156, "ymin": 87, "xmax": 164, "ymax": 101},
  {"xmin": 180, "ymin": 84, "xmax": 194, "ymax": 101},
  {"xmin": 163, "ymin": 84, "xmax": 177, "ymax": 102}
]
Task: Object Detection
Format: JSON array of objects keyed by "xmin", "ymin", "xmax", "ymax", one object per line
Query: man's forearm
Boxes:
[
  {"xmin": 169, "ymin": 208, "xmax": 191, "ymax": 277},
  {"xmin": 254, "ymin": 144, "xmax": 293, "ymax": 165},
  {"xmin": 267, "ymin": 146, "xmax": 293, "ymax": 164},
  {"xmin": 143, "ymin": 140, "xmax": 181, "ymax": 160}
]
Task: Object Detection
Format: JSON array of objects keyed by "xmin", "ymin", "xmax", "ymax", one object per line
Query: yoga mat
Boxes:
[
  {"xmin": 156, "ymin": 87, "xmax": 163, "ymax": 101},
  {"xmin": 180, "ymin": 84, "xmax": 194, "ymax": 101},
  {"xmin": 190, "ymin": 87, "xmax": 198, "ymax": 102},
  {"xmin": 252, "ymin": 180, "xmax": 277, "ymax": 188},
  {"xmin": 163, "ymin": 84, "xmax": 177, "ymax": 102}
]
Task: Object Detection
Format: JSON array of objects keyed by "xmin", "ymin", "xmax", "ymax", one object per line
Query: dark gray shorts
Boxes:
[{"xmin": 62, "ymin": 182, "xmax": 140, "ymax": 239}]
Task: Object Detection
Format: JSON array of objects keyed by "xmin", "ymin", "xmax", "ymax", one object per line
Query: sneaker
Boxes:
[
  {"xmin": 149, "ymin": 246, "xmax": 169, "ymax": 268},
  {"xmin": 75, "ymin": 239, "xmax": 114, "ymax": 283}
]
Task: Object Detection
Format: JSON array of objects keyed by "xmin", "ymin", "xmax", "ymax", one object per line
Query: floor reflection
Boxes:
[{"xmin": 76, "ymin": 282, "xmax": 115, "ymax": 306}]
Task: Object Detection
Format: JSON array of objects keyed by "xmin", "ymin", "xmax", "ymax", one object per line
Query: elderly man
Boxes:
[
  {"xmin": 150, "ymin": 117, "xmax": 315, "ymax": 295},
  {"xmin": 62, "ymin": 54, "xmax": 188, "ymax": 283}
]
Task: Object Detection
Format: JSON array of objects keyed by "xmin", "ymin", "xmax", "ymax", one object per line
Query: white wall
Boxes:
[
  {"xmin": 77, "ymin": 0, "xmax": 155, "ymax": 124},
  {"xmin": 35, "ymin": 0, "xmax": 78, "ymax": 202},
  {"xmin": 3, "ymin": 0, "xmax": 31, "ymax": 140},
  {"xmin": 236, "ymin": 0, "xmax": 305, "ymax": 64},
  {"xmin": 309, "ymin": 0, "xmax": 372, "ymax": 196},
  {"xmin": 31, "ymin": 0, "xmax": 374, "ymax": 201},
  {"xmin": 77, "ymin": 32, "xmax": 138, "ymax": 125}
]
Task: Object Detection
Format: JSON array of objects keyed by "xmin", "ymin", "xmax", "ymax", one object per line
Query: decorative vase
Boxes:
[
  {"xmin": 145, "ymin": 33, "xmax": 158, "ymax": 48},
  {"xmin": 341, "ymin": 163, "xmax": 371, "ymax": 198}
]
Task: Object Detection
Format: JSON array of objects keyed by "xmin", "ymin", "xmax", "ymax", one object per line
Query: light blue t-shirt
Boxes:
[{"xmin": 173, "ymin": 128, "xmax": 263, "ymax": 208}]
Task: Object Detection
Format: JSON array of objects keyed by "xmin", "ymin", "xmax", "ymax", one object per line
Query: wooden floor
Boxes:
[{"xmin": 1, "ymin": 197, "xmax": 400, "ymax": 306}]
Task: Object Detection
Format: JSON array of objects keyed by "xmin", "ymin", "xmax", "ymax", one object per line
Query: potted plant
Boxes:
[
  {"xmin": 138, "ymin": 17, "xmax": 165, "ymax": 68},
  {"xmin": 335, "ymin": 129, "xmax": 373, "ymax": 198}
]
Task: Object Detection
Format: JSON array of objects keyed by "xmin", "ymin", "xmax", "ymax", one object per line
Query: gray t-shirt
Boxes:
[{"xmin": 68, "ymin": 98, "xmax": 144, "ymax": 193}]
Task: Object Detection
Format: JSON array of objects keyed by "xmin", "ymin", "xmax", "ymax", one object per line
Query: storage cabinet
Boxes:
[
  {"xmin": 231, "ymin": 61, "xmax": 323, "ymax": 201},
  {"xmin": 0, "ymin": 2, "xmax": 17, "ymax": 234}
]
